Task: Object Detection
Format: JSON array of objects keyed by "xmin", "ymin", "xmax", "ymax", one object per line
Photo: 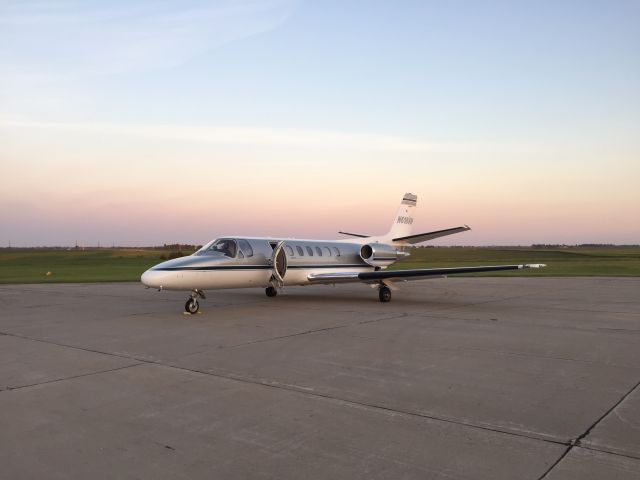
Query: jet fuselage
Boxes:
[{"xmin": 141, "ymin": 237, "xmax": 383, "ymax": 291}]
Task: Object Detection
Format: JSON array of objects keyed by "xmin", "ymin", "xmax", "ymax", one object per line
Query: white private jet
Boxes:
[{"xmin": 141, "ymin": 193, "xmax": 545, "ymax": 313}]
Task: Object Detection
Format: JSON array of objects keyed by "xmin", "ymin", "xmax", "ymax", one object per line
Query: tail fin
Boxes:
[{"xmin": 386, "ymin": 193, "xmax": 417, "ymax": 239}]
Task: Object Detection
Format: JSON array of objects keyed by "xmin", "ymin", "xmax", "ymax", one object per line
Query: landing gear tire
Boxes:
[
  {"xmin": 265, "ymin": 286, "xmax": 278, "ymax": 298},
  {"xmin": 185, "ymin": 298, "xmax": 199, "ymax": 314},
  {"xmin": 378, "ymin": 286, "xmax": 392, "ymax": 303}
]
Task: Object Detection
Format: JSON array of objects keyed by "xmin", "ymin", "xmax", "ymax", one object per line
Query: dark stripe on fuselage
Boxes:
[{"xmin": 153, "ymin": 264, "xmax": 369, "ymax": 272}]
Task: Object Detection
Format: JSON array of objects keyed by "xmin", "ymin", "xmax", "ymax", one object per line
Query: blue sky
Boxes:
[{"xmin": 1, "ymin": 1, "xmax": 639, "ymax": 246}]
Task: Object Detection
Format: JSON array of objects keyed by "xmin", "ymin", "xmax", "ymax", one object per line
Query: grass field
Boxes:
[
  {"xmin": 0, "ymin": 246, "xmax": 639, "ymax": 284},
  {"xmin": 391, "ymin": 246, "xmax": 640, "ymax": 277},
  {"xmin": 0, "ymin": 248, "xmax": 168, "ymax": 284}
]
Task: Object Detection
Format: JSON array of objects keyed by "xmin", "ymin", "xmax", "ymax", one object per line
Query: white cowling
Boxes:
[{"xmin": 359, "ymin": 243, "xmax": 401, "ymax": 267}]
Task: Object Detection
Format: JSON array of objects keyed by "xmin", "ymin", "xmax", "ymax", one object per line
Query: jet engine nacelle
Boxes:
[{"xmin": 359, "ymin": 243, "xmax": 403, "ymax": 267}]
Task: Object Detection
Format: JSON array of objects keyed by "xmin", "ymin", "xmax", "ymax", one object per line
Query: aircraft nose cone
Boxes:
[{"xmin": 141, "ymin": 269, "xmax": 162, "ymax": 289}]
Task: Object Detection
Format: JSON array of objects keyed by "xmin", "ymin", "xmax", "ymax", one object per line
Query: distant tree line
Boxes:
[
  {"xmin": 531, "ymin": 243, "xmax": 640, "ymax": 248},
  {"xmin": 159, "ymin": 243, "xmax": 198, "ymax": 250},
  {"xmin": 411, "ymin": 244, "xmax": 640, "ymax": 249},
  {"xmin": 158, "ymin": 243, "xmax": 199, "ymax": 260}
]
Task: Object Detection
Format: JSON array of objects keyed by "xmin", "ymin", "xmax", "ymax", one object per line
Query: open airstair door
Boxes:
[{"xmin": 269, "ymin": 241, "xmax": 287, "ymax": 286}]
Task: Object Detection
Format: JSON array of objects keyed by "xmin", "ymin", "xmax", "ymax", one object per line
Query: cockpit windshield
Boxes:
[
  {"xmin": 195, "ymin": 240, "xmax": 214, "ymax": 254},
  {"xmin": 194, "ymin": 238, "xmax": 237, "ymax": 257}
]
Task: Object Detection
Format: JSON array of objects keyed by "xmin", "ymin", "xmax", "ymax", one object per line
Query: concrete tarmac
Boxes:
[{"xmin": 1, "ymin": 277, "xmax": 639, "ymax": 479}]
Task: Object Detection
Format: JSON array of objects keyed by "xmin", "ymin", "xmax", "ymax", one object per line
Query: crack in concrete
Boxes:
[
  {"xmin": 613, "ymin": 409, "xmax": 640, "ymax": 431},
  {"xmin": 598, "ymin": 327, "xmax": 640, "ymax": 334},
  {"xmin": 273, "ymin": 311, "xmax": 640, "ymax": 370},
  {"xmin": 222, "ymin": 313, "xmax": 408, "ymax": 349},
  {"xmin": 436, "ymin": 345, "xmax": 640, "ymax": 369},
  {"xmin": 0, "ymin": 362, "xmax": 143, "ymax": 392},
  {"xmin": 416, "ymin": 311, "xmax": 640, "ymax": 335},
  {"xmin": 442, "ymin": 292, "xmax": 542, "ymax": 310}
]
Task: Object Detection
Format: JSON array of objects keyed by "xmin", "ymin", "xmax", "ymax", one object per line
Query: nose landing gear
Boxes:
[
  {"xmin": 185, "ymin": 289, "xmax": 206, "ymax": 314},
  {"xmin": 185, "ymin": 298, "xmax": 199, "ymax": 314}
]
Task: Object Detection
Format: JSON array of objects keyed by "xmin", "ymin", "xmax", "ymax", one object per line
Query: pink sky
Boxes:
[{"xmin": 1, "ymin": 121, "xmax": 638, "ymax": 246}]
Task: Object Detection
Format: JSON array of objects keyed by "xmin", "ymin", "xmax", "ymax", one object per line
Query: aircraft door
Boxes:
[{"xmin": 270, "ymin": 241, "xmax": 287, "ymax": 285}]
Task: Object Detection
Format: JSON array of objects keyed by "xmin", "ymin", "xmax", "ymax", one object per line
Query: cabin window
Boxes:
[
  {"xmin": 306, "ymin": 246, "xmax": 314, "ymax": 256},
  {"xmin": 296, "ymin": 246, "xmax": 304, "ymax": 256},
  {"xmin": 332, "ymin": 247, "xmax": 340, "ymax": 257},
  {"xmin": 238, "ymin": 239, "xmax": 253, "ymax": 258},
  {"xmin": 315, "ymin": 246, "xmax": 322, "ymax": 256},
  {"xmin": 324, "ymin": 247, "xmax": 332, "ymax": 257},
  {"xmin": 285, "ymin": 245, "xmax": 294, "ymax": 256}
]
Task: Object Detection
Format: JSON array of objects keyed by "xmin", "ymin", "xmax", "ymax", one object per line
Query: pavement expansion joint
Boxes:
[
  {"xmin": 2, "ymin": 324, "xmax": 632, "ymax": 457},
  {"xmin": 537, "ymin": 445, "xmax": 573, "ymax": 480},
  {"xmin": 575, "ymin": 444, "xmax": 640, "ymax": 461},
  {"xmin": 537, "ymin": 377, "xmax": 640, "ymax": 478},
  {"xmin": 575, "ymin": 378, "xmax": 640, "ymax": 445},
  {"xmin": 0, "ymin": 327, "xmax": 570, "ymax": 448}
]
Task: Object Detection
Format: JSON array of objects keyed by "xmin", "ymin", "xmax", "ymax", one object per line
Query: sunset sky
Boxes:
[{"xmin": 1, "ymin": 0, "xmax": 638, "ymax": 246}]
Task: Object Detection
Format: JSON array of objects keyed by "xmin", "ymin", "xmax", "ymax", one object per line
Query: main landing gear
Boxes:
[
  {"xmin": 378, "ymin": 285, "xmax": 392, "ymax": 303},
  {"xmin": 265, "ymin": 286, "xmax": 278, "ymax": 298},
  {"xmin": 185, "ymin": 289, "xmax": 206, "ymax": 314}
]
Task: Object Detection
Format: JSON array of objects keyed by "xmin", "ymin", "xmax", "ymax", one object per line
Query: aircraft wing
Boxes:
[
  {"xmin": 392, "ymin": 225, "xmax": 471, "ymax": 244},
  {"xmin": 308, "ymin": 264, "xmax": 546, "ymax": 284}
]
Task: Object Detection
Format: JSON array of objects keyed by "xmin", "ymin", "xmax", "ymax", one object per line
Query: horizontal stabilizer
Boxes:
[
  {"xmin": 338, "ymin": 231, "xmax": 370, "ymax": 238},
  {"xmin": 393, "ymin": 225, "xmax": 471, "ymax": 244},
  {"xmin": 308, "ymin": 264, "xmax": 546, "ymax": 284}
]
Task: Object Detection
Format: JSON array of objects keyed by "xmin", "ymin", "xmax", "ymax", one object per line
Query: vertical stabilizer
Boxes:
[{"xmin": 385, "ymin": 193, "xmax": 417, "ymax": 240}]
